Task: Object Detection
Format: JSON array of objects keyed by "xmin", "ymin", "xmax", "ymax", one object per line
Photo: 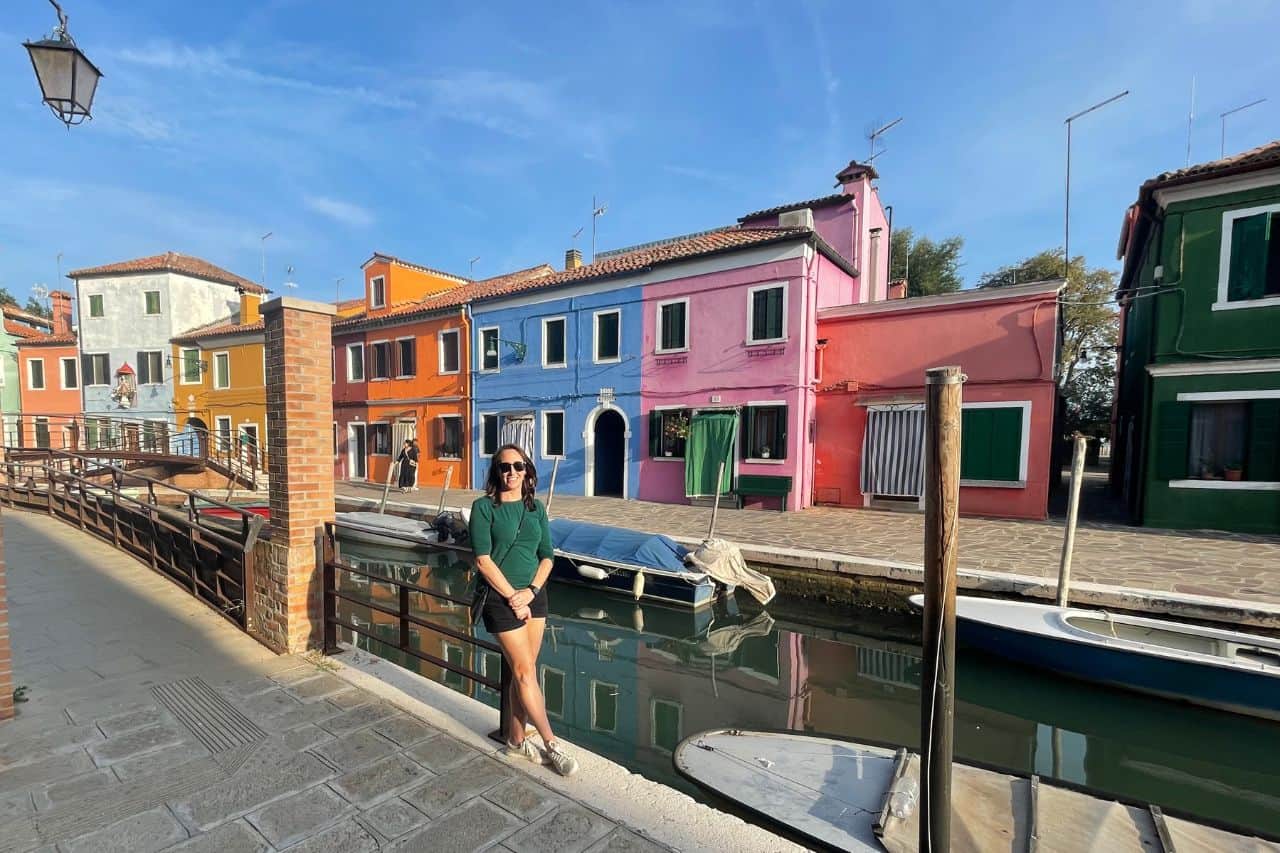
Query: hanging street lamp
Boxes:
[{"xmin": 23, "ymin": 0, "xmax": 102, "ymax": 128}]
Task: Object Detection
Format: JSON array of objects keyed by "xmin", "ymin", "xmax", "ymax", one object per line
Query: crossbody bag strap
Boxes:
[{"xmin": 489, "ymin": 502, "xmax": 531, "ymax": 574}]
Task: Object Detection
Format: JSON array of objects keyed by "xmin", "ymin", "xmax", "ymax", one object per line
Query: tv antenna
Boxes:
[
  {"xmin": 334, "ymin": 277, "xmax": 343, "ymax": 304},
  {"xmin": 284, "ymin": 265, "xmax": 297, "ymax": 291},
  {"xmin": 592, "ymin": 196, "xmax": 607, "ymax": 262},
  {"xmin": 869, "ymin": 117, "xmax": 903, "ymax": 162},
  {"xmin": 1220, "ymin": 98, "xmax": 1266, "ymax": 157},
  {"xmin": 469, "ymin": 256, "xmax": 481, "ymax": 276},
  {"xmin": 31, "ymin": 283, "xmax": 49, "ymax": 312},
  {"xmin": 571, "ymin": 226, "xmax": 584, "ymax": 247}
]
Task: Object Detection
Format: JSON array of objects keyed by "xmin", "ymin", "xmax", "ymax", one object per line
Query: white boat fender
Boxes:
[
  {"xmin": 632, "ymin": 571, "xmax": 646, "ymax": 601},
  {"xmin": 577, "ymin": 608, "xmax": 608, "ymax": 620},
  {"xmin": 576, "ymin": 564, "xmax": 608, "ymax": 581},
  {"xmin": 632, "ymin": 607, "xmax": 645, "ymax": 633}
]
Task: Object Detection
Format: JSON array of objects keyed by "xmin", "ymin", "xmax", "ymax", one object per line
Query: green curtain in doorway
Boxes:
[{"xmin": 685, "ymin": 411, "xmax": 737, "ymax": 497}]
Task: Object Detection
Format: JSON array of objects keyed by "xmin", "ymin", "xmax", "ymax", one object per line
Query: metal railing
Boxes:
[
  {"xmin": 0, "ymin": 448, "xmax": 265, "ymax": 631},
  {"xmin": 4, "ymin": 413, "xmax": 266, "ymax": 489},
  {"xmin": 319, "ymin": 523, "xmax": 510, "ymax": 739}
]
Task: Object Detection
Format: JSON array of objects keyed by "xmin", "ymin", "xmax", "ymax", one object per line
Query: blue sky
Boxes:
[{"xmin": 2, "ymin": 1, "xmax": 1277, "ymax": 306}]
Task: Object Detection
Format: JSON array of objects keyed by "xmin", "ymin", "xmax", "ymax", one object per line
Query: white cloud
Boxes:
[{"xmin": 304, "ymin": 195, "xmax": 374, "ymax": 228}]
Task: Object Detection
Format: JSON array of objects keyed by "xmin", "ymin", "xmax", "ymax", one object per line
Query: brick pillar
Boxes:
[
  {"xmin": 252, "ymin": 297, "xmax": 337, "ymax": 653},
  {"xmin": 0, "ymin": 510, "xmax": 13, "ymax": 721}
]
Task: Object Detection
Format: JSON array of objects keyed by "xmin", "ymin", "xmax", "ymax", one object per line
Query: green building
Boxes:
[{"xmin": 1113, "ymin": 140, "xmax": 1280, "ymax": 534}]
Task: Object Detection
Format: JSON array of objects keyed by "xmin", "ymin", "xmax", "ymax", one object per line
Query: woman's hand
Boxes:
[
  {"xmin": 507, "ymin": 588, "xmax": 534, "ymax": 609},
  {"xmin": 512, "ymin": 603, "xmax": 532, "ymax": 621}
]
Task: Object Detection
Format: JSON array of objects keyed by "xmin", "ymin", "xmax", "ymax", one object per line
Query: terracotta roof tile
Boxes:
[
  {"xmin": 1144, "ymin": 139, "xmax": 1280, "ymax": 190},
  {"xmin": 68, "ymin": 252, "xmax": 268, "ymax": 294},
  {"xmin": 1, "ymin": 304, "xmax": 53, "ymax": 327},
  {"xmin": 15, "ymin": 330, "xmax": 76, "ymax": 346},
  {"xmin": 362, "ymin": 252, "xmax": 470, "ymax": 283},
  {"xmin": 4, "ymin": 320, "xmax": 48, "ymax": 340},
  {"xmin": 334, "ymin": 263, "xmax": 555, "ymax": 329},
  {"xmin": 739, "ymin": 193, "xmax": 850, "ymax": 222},
  {"xmin": 172, "ymin": 314, "xmax": 265, "ymax": 343}
]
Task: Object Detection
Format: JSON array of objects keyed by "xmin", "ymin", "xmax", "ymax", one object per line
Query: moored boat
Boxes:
[
  {"xmin": 910, "ymin": 594, "xmax": 1280, "ymax": 721},
  {"xmin": 334, "ymin": 511, "xmax": 440, "ymax": 551}
]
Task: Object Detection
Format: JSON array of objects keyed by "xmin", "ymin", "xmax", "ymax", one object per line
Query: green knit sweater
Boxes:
[{"xmin": 468, "ymin": 497, "xmax": 553, "ymax": 589}]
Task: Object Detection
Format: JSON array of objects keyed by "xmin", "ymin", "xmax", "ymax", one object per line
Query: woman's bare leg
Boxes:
[{"xmin": 495, "ymin": 622, "xmax": 555, "ymax": 745}]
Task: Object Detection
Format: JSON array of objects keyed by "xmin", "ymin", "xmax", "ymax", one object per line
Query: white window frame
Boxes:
[
  {"xmin": 651, "ymin": 404, "xmax": 690, "ymax": 463},
  {"xmin": 370, "ymin": 275, "xmax": 386, "ymax": 309},
  {"xmin": 593, "ymin": 308, "xmax": 622, "ymax": 364},
  {"xmin": 541, "ymin": 409, "xmax": 565, "ymax": 459},
  {"xmin": 395, "ymin": 336, "xmax": 416, "ymax": 378},
  {"xmin": 87, "ymin": 293, "xmax": 104, "ymax": 318},
  {"xmin": 26, "ymin": 358, "xmax": 46, "ymax": 391},
  {"xmin": 479, "ymin": 327, "xmax": 501, "ymax": 373},
  {"xmin": 743, "ymin": 399, "xmax": 788, "ymax": 464},
  {"xmin": 590, "ymin": 680, "xmax": 619, "ymax": 734},
  {"xmin": 368, "ymin": 339, "xmax": 392, "ymax": 381},
  {"xmin": 1169, "ymin": 389, "xmax": 1280, "ymax": 491},
  {"xmin": 212, "ymin": 351, "xmax": 231, "ymax": 390},
  {"xmin": 333, "ymin": 421, "xmax": 339, "ymax": 459},
  {"xmin": 1214, "ymin": 202, "xmax": 1280, "ymax": 311},
  {"xmin": 346, "ymin": 343, "xmax": 365, "ymax": 383},
  {"xmin": 84, "ymin": 352, "xmax": 110, "ymax": 387},
  {"xmin": 370, "ymin": 421, "xmax": 392, "ymax": 456},
  {"xmin": 541, "ymin": 316, "xmax": 568, "ymax": 369},
  {"xmin": 479, "ymin": 412, "xmax": 498, "ymax": 457},
  {"xmin": 59, "ymin": 356, "xmax": 78, "ymax": 391},
  {"xmin": 649, "ymin": 698, "xmax": 683, "ymax": 754},
  {"xmin": 539, "ymin": 665, "xmax": 567, "ymax": 719},
  {"xmin": 746, "ymin": 281, "xmax": 789, "ymax": 345},
  {"xmin": 178, "ymin": 347, "xmax": 202, "ymax": 386},
  {"xmin": 438, "ymin": 328, "xmax": 461, "ymax": 376},
  {"xmin": 214, "ymin": 416, "xmax": 234, "ymax": 453},
  {"xmin": 959, "ymin": 400, "xmax": 1032, "ymax": 489},
  {"xmin": 438, "ymin": 414, "xmax": 464, "ymax": 460},
  {"xmin": 655, "ymin": 297, "xmax": 690, "ymax": 355},
  {"xmin": 441, "ymin": 640, "xmax": 466, "ymax": 690},
  {"xmin": 138, "ymin": 350, "xmax": 165, "ymax": 386},
  {"xmin": 143, "ymin": 289, "xmax": 162, "ymax": 315}
]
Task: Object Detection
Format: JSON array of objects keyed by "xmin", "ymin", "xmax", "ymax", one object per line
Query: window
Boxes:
[
  {"xmin": 742, "ymin": 404, "xmax": 787, "ymax": 461},
  {"xmin": 1185, "ymin": 402, "xmax": 1248, "ymax": 480},
  {"xmin": 144, "ymin": 290, "xmax": 161, "ymax": 315},
  {"xmin": 591, "ymin": 681, "xmax": 618, "ymax": 733},
  {"xmin": 1220, "ymin": 205, "xmax": 1280, "ymax": 307},
  {"xmin": 439, "ymin": 330, "xmax": 460, "ymax": 375},
  {"xmin": 333, "ymin": 422, "xmax": 338, "ymax": 458},
  {"xmin": 215, "ymin": 417, "xmax": 233, "ymax": 453},
  {"xmin": 396, "ymin": 338, "xmax": 416, "ymax": 377},
  {"xmin": 143, "ymin": 420, "xmax": 168, "ymax": 453},
  {"xmin": 180, "ymin": 348, "xmax": 201, "ymax": 384},
  {"xmin": 437, "ymin": 415, "xmax": 463, "ymax": 459},
  {"xmin": 960, "ymin": 405, "xmax": 1026, "ymax": 484},
  {"xmin": 650, "ymin": 699, "xmax": 682, "ymax": 753},
  {"xmin": 480, "ymin": 414, "xmax": 498, "ymax": 456},
  {"xmin": 370, "ymin": 423, "xmax": 392, "ymax": 455},
  {"xmin": 60, "ymin": 357, "xmax": 78, "ymax": 390},
  {"xmin": 479, "ymin": 327, "xmax": 501, "ymax": 371},
  {"xmin": 542, "ymin": 317, "xmax": 566, "ymax": 367},
  {"xmin": 82, "ymin": 353, "xmax": 110, "ymax": 386},
  {"xmin": 88, "ymin": 293, "xmax": 104, "ymax": 318},
  {"xmin": 137, "ymin": 351, "xmax": 163, "ymax": 385},
  {"xmin": 594, "ymin": 310, "xmax": 621, "ymax": 363},
  {"xmin": 370, "ymin": 341, "xmax": 391, "ymax": 380},
  {"xmin": 212, "ymin": 352, "xmax": 230, "ymax": 390},
  {"xmin": 442, "ymin": 642, "xmax": 466, "ymax": 691},
  {"xmin": 656, "ymin": 299, "xmax": 688, "ymax": 353},
  {"xmin": 540, "ymin": 667, "xmax": 566, "ymax": 718},
  {"xmin": 542, "ymin": 410, "xmax": 564, "ymax": 458},
  {"xmin": 346, "ymin": 343, "xmax": 365, "ymax": 382},
  {"xmin": 649, "ymin": 408, "xmax": 690, "ymax": 458},
  {"xmin": 34, "ymin": 417, "xmax": 50, "ymax": 449},
  {"xmin": 26, "ymin": 359, "xmax": 45, "ymax": 391},
  {"xmin": 748, "ymin": 283, "xmax": 787, "ymax": 344},
  {"xmin": 478, "ymin": 650, "xmax": 503, "ymax": 698},
  {"xmin": 370, "ymin": 275, "xmax": 386, "ymax": 308}
]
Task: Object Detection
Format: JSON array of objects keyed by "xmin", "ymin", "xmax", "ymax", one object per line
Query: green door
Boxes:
[{"xmin": 685, "ymin": 411, "xmax": 737, "ymax": 497}]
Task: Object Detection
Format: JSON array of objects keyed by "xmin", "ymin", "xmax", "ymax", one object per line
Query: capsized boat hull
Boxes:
[
  {"xmin": 911, "ymin": 594, "xmax": 1280, "ymax": 721},
  {"xmin": 334, "ymin": 511, "xmax": 438, "ymax": 552}
]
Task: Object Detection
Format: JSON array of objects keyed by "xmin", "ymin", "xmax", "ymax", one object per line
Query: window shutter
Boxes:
[
  {"xmin": 988, "ymin": 408, "xmax": 1023, "ymax": 481},
  {"xmin": 1246, "ymin": 399, "xmax": 1280, "ymax": 482},
  {"xmin": 960, "ymin": 409, "xmax": 993, "ymax": 480},
  {"xmin": 649, "ymin": 410, "xmax": 661, "ymax": 457},
  {"xmin": 1228, "ymin": 213, "xmax": 1269, "ymax": 302},
  {"xmin": 774, "ymin": 406, "xmax": 788, "ymax": 460},
  {"xmin": 1155, "ymin": 401, "xmax": 1191, "ymax": 480},
  {"xmin": 435, "ymin": 417, "xmax": 446, "ymax": 458},
  {"xmin": 741, "ymin": 406, "xmax": 755, "ymax": 459},
  {"xmin": 81, "ymin": 354, "xmax": 92, "ymax": 385}
]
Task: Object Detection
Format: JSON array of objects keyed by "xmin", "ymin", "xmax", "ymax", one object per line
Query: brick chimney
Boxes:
[
  {"xmin": 888, "ymin": 279, "xmax": 908, "ymax": 300},
  {"xmin": 565, "ymin": 248, "xmax": 583, "ymax": 270},
  {"xmin": 49, "ymin": 290, "xmax": 72, "ymax": 335}
]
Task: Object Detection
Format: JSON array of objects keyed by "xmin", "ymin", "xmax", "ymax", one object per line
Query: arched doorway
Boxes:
[
  {"xmin": 592, "ymin": 410, "xmax": 625, "ymax": 497},
  {"xmin": 184, "ymin": 417, "xmax": 209, "ymax": 458}
]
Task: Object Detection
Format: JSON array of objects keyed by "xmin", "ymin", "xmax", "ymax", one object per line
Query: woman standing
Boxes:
[
  {"xmin": 469, "ymin": 444, "xmax": 579, "ymax": 776},
  {"xmin": 395, "ymin": 439, "xmax": 418, "ymax": 492}
]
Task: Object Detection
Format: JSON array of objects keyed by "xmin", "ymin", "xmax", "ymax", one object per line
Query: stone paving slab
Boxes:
[
  {"xmin": 168, "ymin": 746, "xmax": 334, "ymax": 833},
  {"xmin": 362, "ymin": 797, "xmax": 430, "ymax": 841},
  {"xmin": 245, "ymin": 784, "xmax": 351, "ymax": 848},
  {"xmin": 110, "ymin": 741, "xmax": 212, "ymax": 780},
  {"xmin": 280, "ymin": 816, "xmax": 381, "ymax": 852},
  {"xmin": 388, "ymin": 799, "xmax": 524, "ymax": 853},
  {"xmin": 402, "ymin": 755, "xmax": 515, "ymax": 818},
  {"xmin": 407, "ymin": 733, "xmax": 481, "ymax": 773},
  {"xmin": 32, "ymin": 767, "xmax": 118, "ymax": 810},
  {"xmin": 584, "ymin": 828, "xmax": 671, "ymax": 853},
  {"xmin": 315, "ymin": 701, "xmax": 398, "ymax": 737},
  {"xmin": 166, "ymin": 819, "xmax": 271, "ymax": 853},
  {"xmin": 96, "ymin": 706, "xmax": 168, "ymax": 738},
  {"xmin": 506, "ymin": 804, "xmax": 617, "ymax": 853},
  {"xmin": 59, "ymin": 805, "xmax": 189, "ymax": 853},
  {"xmin": 86, "ymin": 722, "xmax": 188, "ymax": 766},
  {"xmin": 287, "ymin": 673, "xmax": 351, "ymax": 702},
  {"xmin": 312, "ymin": 728, "xmax": 399, "ymax": 772},
  {"xmin": 372, "ymin": 713, "xmax": 438, "ymax": 747},
  {"xmin": 0, "ymin": 724, "xmax": 101, "ymax": 769},
  {"xmin": 484, "ymin": 777, "xmax": 567, "ymax": 823},
  {"xmin": 330, "ymin": 753, "xmax": 431, "ymax": 807},
  {"xmin": 0, "ymin": 750, "xmax": 95, "ymax": 796}
]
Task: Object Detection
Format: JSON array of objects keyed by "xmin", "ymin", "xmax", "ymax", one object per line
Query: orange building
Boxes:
[{"xmin": 14, "ymin": 291, "xmax": 79, "ymax": 447}]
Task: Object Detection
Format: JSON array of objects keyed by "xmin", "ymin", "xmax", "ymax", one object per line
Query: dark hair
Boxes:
[{"xmin": 485, "ymin": 443, "xmax": 537, "ymax": 511}]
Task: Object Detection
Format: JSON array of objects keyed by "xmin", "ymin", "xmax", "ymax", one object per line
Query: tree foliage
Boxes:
[
  {"xmin": 979, "ymin": 249, "xmax": 1119, "ymax": 436},
  {"xmin": 890, "ymin": 227, "xmax": 964, "ymax": 298}
]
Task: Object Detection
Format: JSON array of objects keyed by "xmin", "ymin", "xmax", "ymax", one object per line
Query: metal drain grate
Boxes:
[{"xmin": 152, "ymin": 677, "xmax": 268, "ymax": 753}]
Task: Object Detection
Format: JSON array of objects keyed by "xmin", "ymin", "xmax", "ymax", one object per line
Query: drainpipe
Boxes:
[{"xmin": 463, "ymin": 303, "xmax": 475, "ymax": 491}]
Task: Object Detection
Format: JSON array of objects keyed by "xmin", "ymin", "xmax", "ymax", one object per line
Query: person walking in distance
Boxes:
[
  {"xmin": 469, "ymin": 444, "xmax": 579, "ymax": 776},
  {"xmin": 395, "ymin": 439, "xmax": 418, "ymax": 492}
]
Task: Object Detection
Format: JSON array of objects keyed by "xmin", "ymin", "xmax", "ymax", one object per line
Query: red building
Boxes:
[
  {"xmin": 15, "ymin": 291, "xmax": 80, "ymax": 448},
  {"xmin": 813, "ymin": 279, "xmax": 1063, "ymax": 519}
]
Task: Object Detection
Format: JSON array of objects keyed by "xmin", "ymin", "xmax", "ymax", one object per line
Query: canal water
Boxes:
[{"xmin": 333, "ymin": 539, "xmax": 1280, "ymax": 838}]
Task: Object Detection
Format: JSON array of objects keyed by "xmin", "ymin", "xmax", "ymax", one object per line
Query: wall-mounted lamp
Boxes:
[{"xmin": 485, "ymin": 337, "xmax": 527, "ymax": 363}]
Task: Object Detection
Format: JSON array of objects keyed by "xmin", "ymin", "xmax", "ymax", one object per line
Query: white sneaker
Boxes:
[
  {"xmin": 505, "ymin": 738, "xmax": 548, "ymax": 765},
  {"xmin": 544, "ymin": 740, "xmax": 579, "ymax": 777}
]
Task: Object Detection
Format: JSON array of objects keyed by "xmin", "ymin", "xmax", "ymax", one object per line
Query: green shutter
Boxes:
[
  {"xmin": 1246, "ymin": 399, "xmax": 1280, "ymax": 482},
  {"xmin": 1155, "ymin": 401, "xmax": 1192, "ymax": 480},
  {"xmin": 774, "ymin": 406, "xmax": 788, "ymax": 460},
  {"xmin": 960, "ymin": 407, "xmax": 1022, "ymax": 482},
  {"xmin": 649, "ymin": 410, "xmax": 662, "ymax": 457},
  {"xmin": 1228, "ymin": 213, "xmax": 1269, "ymax": 302},
  {"xmin": 741, "ymin": 407, "xmax": 755, "ymax": 459},
  {"xmin": 960, "ymin": 409, "xmax": 992, "ymax": 480}
]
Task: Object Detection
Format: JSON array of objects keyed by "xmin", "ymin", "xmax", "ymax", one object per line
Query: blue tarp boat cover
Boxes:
[{"xmin": 549, "ymin": 519, "xmax": 691, "ymax": 574}]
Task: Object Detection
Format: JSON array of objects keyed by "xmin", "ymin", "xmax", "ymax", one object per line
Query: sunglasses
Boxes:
[{"xmin": 498, "ymin": 461, "xmax": 526, "ymax": 474}]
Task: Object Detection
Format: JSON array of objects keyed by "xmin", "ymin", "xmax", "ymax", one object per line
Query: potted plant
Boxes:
[
  {"xmin": 663, "ymin": 414, "xmax": 689, "ymax": 455},
  {"xmin": 760, "ymin": 445, "xmax": 771, "ymax": 459},
  {"xmin": 1224, "ymin": 458, "xmax": 1244, "ymax": 481}
]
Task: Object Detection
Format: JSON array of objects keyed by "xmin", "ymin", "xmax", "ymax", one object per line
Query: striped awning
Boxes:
[{"xmin": 861, "ymin": 407, "xmax": 925, "ymax": 498}]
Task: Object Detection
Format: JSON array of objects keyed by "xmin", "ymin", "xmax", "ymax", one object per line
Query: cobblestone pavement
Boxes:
[
  {"xmin": 336, "ymin": 480, "xmax": 1280, "ymax": 607},
  {"xmin": 0, "ymin": 512, "xmax": 708, "ymax": 853}
]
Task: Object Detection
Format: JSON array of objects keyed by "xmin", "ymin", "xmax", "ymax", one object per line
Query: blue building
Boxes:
[{"xmin": 470, "ymin": 250, "xmax": 642, "ymax": 497}]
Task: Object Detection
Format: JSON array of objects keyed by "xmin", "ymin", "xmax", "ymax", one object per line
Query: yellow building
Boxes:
[{"xmin": 171, "ymin": 292, "xmax": 268, "ymax": 472}]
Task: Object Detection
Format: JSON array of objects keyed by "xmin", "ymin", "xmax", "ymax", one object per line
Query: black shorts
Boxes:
[{"xmin": 481, "ymin": 585, "xmax": 549, "ymax": 634}]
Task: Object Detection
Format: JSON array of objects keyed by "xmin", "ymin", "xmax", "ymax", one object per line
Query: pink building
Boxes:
[
  {"xmin": 813, "ymin": 279, "xmax": 1064, "ymax": 519},
  {"xmin": 638, "ymin": 160, "xmax": 890, "ymax": 511}
]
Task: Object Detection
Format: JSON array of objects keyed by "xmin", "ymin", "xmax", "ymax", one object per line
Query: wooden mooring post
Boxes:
[
  {"xmin": 1057, "ymin": 433, "xmax": 1087, "ymax": 607},
  {"xmin": 921, "ymin": 365, "xmax": 964, "ymax": 853},
  {"xmin": 544, "ymin": 458, "xmax": 560, "ymax": 516}
]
